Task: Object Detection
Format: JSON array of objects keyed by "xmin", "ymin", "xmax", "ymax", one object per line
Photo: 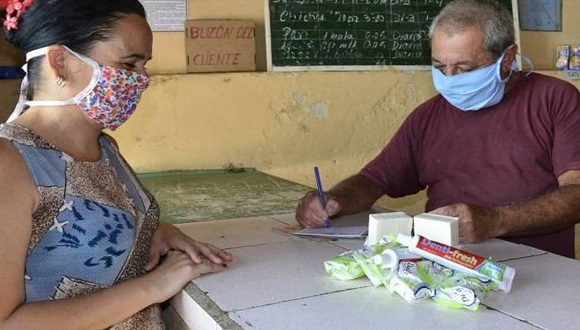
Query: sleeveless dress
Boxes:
[{"xmin": 0, "ymin": 123, "xmax": 164, "ymax": 329}]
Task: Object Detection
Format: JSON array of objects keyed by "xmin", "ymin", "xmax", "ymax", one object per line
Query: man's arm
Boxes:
[
  {"xmin": 327, "ymin": 174, "xmax": 385, "ymax": 216},
  {"xmin": 295, "ymin": 174, "xmax": 384, "ymax": 228},
  {"xmin": 495, "ymin": 170, "xmax": 580, "ymax": 236},
  {"xmin": 433, "ymin": 170, "xmax": 580, "ymax": 243}
]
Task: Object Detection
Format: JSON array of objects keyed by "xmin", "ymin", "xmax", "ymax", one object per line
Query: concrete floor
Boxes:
[{"xmin": 138, "ymin": 169, "xmax": 310, "ymax": 224}]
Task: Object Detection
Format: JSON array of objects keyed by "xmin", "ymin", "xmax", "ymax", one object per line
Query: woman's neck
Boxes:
[{"xmin": 13, "ymin": 106, "xmax": 104, "ymax": 162}]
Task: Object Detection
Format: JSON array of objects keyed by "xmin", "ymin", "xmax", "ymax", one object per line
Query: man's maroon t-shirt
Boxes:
[{"xmin": 361, "ymin": 73, "xmax": 580, "ymax": 258}]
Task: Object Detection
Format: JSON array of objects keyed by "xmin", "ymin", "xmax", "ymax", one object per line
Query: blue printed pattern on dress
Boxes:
[
  {"xmin": 13, "ymin": 143, "xmax": 67, "ymax": 188},
  {"xmin": 25, "ymin": 196, "xmax": 135, "ymax": 302}
]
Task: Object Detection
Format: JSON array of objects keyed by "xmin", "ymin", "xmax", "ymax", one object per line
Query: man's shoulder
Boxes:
[
  {"xmin": 394, "ymin": 94, "xmax": 451, "ymax": 133},
  {"xmin": 410, "ymin": 94, "xmax": 448, "ymax": 118},
  {"xmin": 521, "ymin": 72, "xmax": 579, "ymax": 92}
]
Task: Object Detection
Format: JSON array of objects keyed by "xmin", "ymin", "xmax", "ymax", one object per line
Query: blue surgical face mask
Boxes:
[{"xmin": 432, "ymin": 52, "xmax": 512, "ymax": 111}]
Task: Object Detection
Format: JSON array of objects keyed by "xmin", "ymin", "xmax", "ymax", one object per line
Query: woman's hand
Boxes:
[
  {"xmin": 145, "ymin": 222, "xmax": 233, "ymax": 271},
  {"xmin": 144, "ymin": 250, "xmax": 225, "ymax": 303}
]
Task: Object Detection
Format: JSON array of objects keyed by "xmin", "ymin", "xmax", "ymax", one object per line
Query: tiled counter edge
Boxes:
[{"xmin": 171, "ymin": 282, "xmax": 243, "ymax": 330}]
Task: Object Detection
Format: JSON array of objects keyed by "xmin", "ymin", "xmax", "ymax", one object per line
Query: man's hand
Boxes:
[
  {"xmin": 295, "ymin": 174, "xmax": 384, "ymax": 228},
  {"xmin": 431, "ymin": 203, "xmax": 502, "ymax": 243},
  {"xmin": 295, "ymin": 191, "xmax": 342, "ymax": 228}
]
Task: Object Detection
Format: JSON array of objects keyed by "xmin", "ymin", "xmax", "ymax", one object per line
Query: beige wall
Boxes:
[
  {"xmin": 3, "ymin": 0, "xmax": 577, "ymax": 73},
  {"xmin": 149, "ymin": 0, "xmax": 580, "ymax": 74},
  {"xmin": 519, "ymin": 0, "xmax": 580, "ymax": 70},
  {"xmin": 1, "ymin": 0, "xmax": 578, "ymax": 214},
  {"xmin": 110, "ymin": 70, "xmax": 579, "ymax": 215},
  {"xmin": 0, "ymin": 80, "xmax": 21, "ymax": 122},
  {"xmin": 148, "ymin": 0, "xmax": 267, "ymax": 74},
  {"xmin": 115, "ymin": 0, "xmax": 579, "ymax": 214},
  {"xmin": 112, "ymin": 70, "xmax": 436, "ymax": 214}
]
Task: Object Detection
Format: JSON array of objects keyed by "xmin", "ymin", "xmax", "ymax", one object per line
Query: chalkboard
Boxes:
[{"xmin": 266, "ymin": 0, "xmax": 516, "ymax": 70}]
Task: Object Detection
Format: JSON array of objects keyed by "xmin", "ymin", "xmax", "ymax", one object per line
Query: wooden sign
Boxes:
[{"xmin": 185, "ymin": 20, "xmax": 256, "ymax": 73}]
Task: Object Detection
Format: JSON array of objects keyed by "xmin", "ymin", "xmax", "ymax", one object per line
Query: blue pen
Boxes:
[{"xmin": 314, "ymin": 166, "xmax": 332, "ymax": 228}]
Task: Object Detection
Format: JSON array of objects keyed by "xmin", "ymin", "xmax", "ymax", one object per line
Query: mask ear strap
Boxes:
[
  {"xmin": 519, "ymin": 54, "xmax": 534, "ymax": 76},
  {"xmin": 6, "ymin": 66, "xmax": 29, "ymax": 123},
  {"xmin": 7, "ymin": 45, "xmax": 103, "ymax": 119},
  {"xmin": 511, "ymin": 53, "xmax": 534, "ymax": 76},
  {"xmin": 57, "ymin": 45, "xmax": 101, "ymax": 103},
  {"xmin": 6, "ymin": 47, "xmax": 52, "ymax": 123}
]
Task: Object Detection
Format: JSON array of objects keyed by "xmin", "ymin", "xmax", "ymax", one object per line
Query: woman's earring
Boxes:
[{"xmin": 56, "ymin": 76, "xmax": 66, "ymax": 88}]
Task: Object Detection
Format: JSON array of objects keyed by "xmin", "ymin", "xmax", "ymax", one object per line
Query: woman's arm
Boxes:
[
  {"xmin": 0, "ymin": 140, "xmax": 224, "ymax": 329},
  {"xmin": 3, "ymin": 251, "xmax": 222, "ymax": 330}
]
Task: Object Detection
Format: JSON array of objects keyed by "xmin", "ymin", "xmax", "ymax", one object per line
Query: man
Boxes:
[{"xmin": 295, "ymin": 0, "xmax": 580, "ymax": 258}]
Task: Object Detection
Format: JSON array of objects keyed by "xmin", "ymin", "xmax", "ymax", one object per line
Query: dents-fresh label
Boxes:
[{"xmin": 417, "ymin": 237, "xmax": 485, "ymax": 270}]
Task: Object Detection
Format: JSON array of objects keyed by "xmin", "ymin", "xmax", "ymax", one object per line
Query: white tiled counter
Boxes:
[{"xmin": 172, "ymin": 212, "xmax": 580, "ymax": 330}]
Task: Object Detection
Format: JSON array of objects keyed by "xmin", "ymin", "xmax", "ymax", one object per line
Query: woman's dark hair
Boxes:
[{"xmin": 2, "ymin": 0, "xmax": 146, "ymax": 92}]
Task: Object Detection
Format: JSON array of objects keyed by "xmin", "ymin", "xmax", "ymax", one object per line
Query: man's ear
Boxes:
[
  {"xmin": 45, "ymin": 45, "xmax": 68, "ymax": 80},
  {"xmin": 501, "ymin": 43, "xmax": 518, "ymax": 76}
]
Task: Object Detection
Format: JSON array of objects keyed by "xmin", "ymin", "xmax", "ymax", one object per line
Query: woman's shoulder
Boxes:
[
  {"xmin": 0, "ymin": 123, "xmax": 55, "ymax": 149},
  {"xmin": 0, "ymin": 137, "xmax": 24, "ymax": 168},
  {"xmin": 0, "ymin": 137, "xmax": 38, "ymax": 208}
]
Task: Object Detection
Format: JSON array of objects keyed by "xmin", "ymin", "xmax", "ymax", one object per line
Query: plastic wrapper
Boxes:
[
  {"xmin": 325, "ymin": 235, "xmax": 402, "ymax": 281},
  {"xmin": 324, "ymin": 235, "xmax": 497, "ymax": 311},
  {"xmin": 394, "ymin": 259, "xmax": 497, "ymax": 311}
]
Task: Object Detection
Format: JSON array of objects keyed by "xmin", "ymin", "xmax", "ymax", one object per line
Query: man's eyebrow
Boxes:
[
  {"xmin": 121, "ymin": 54, "xmax": 152, "ymax": 61},
  {"xmin": 431, "ymin": 58, "xmax": 475, "ymax": 66}
]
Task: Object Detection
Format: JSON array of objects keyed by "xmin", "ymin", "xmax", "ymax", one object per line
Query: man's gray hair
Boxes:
[{"xmin": 429, "ymin": 0, "xmax": 515, "ymax": 59}]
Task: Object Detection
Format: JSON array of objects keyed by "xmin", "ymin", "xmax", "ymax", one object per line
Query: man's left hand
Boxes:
[{"xmin": 431, "ymin": 203, "xmax": 502, "ymax": 243}]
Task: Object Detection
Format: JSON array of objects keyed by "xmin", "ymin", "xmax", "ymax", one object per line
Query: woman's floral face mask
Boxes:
[
  {"xmin": 78, "ymin": 64, "xmax": 150, "ymax": 130},
  {"xmin": 16, "ymin": 46, "xmax": 150, "ymax": 131}
]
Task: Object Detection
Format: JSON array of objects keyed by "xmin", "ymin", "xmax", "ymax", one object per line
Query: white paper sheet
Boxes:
[
  {"xmin": 293, "ymin": 226, "xmax": 368, "ymax": 238},
  {"xmin": 139, "ymin": 0, "xmax": 187, "ymax": 32}
]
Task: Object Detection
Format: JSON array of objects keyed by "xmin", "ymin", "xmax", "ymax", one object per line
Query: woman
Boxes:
[{"xmin": 0, "ymin": 0, "xmax": 232, "ymax": 328}]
